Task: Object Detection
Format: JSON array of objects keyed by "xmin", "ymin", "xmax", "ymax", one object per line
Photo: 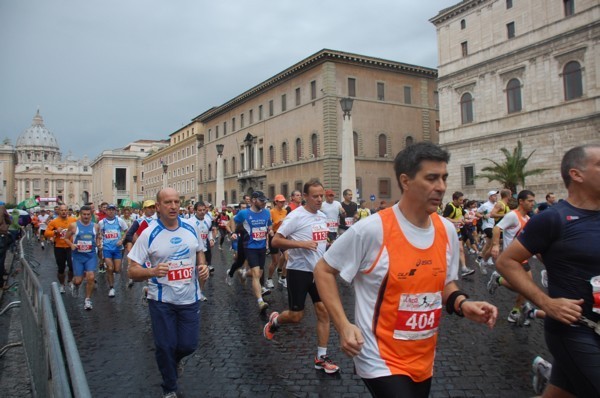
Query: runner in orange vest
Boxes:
[{"xmin": 314, "ymin": 142, "xmax": 498, "ymax": 397}]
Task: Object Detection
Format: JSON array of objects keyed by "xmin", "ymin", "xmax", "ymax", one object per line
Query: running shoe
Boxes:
[
  {"xmin": 460, "ymin": 267, "xmax": 475, "ymax": 277},
  {"xmin": 487, "ymin": 271, "xmax": 501, "ymax": 295},
  {"xmin": 108, "ymin": 288, "xmax": 115, "ymax": 297},
  {"xmin": 261, "ymin": 286, "xmax": 271, "ymax": 296},
  {"xmin": 314, "ymin": 355, "xmax": 340, "ymax": 374},
  {"xmin": 239, "ymin": 268, "xmax": 247, "ymax": 281},
  {"xmin": 266, "ymin": 279, "xmax": 275, "ymax": 289},
  {"xmin": 199, "ymin": 292, "xmax": 208, "ymax": 302},
  {"xmin": 486, "ymin": 257, "xmax": 495, "ymax": 266},
  {"xmin": 71, "ymin": 283, "xmax": 79, "ymax": 298},
  {"xmin": 258, "ymin": 301, "xmax": 269, "ymax": 314},
  {"xmin": 225, "ymin": 269, "xmax": 233, "ymax": 286},
  {"xmin": 208, "ymin": 265, "xmax": 215, "ymax": 273},
  {"xmin": 163, "ymin": 392, "xmax": 178, "ymax": 398},
  {"xmin": 59, "ymin": 285, "xmax": 66, "ymax": 294},
  {"xmin": 142, "ymin": 286, "xmax": 148, "ymax": 305},
  {"xmin": 127, "ymin": 279, "xmax": 134, "ymax": 288},
  {"xmin": 468, "ymin": 248, "xmax": 477, "ymax": 254},
  {"xmin": 84, "ymin": 298, "xmax": 93, "ymax": 311},
  {"xmin": 41, "ymin": 241, "xmax": 45, "ymax": 250},
  {"xmin": 541, "ymin": 270, "xmax": 548, "ymax": 288},
  {"xmin": 532, "ymin": 356, "xmax": 552, "ymax": 395},
  {"xmin": 507, "ymin": 308, "xmax": 521, "ymax": 323},
  {"xmin": 263, "ymin": 311, "xmax": 279, "ymax": 340},
  {"xmin": 521, "ymin": 302, "xmax": 535, "ymax": 326},
  {"xmin": 98, "ymin": 264, "xmax": 106, "ymax": 273},
  {"xmin": 279, "ymin": 277, "xmax": 287, "ymax": 288},
  {"xmin": 476, "ymin": 257, "xmax": 488, "ymax": 275}
]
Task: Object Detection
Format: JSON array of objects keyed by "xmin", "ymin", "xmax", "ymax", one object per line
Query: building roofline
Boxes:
[
  {"xmin": 429, "ymin": 0, "xmax": 490, "ymax": 26},
  {"xmin": 192, "ymin": 49, "xmax": 438, "ymax": 123}
]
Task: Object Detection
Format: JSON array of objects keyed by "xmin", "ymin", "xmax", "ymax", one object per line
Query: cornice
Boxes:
[{"xmin": 429, "ymin": 0, "xmax": 490, "ymax": 26}]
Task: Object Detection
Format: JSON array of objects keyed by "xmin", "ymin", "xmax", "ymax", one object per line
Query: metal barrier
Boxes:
[{"xmin": 16, "ymin": 232, "xmax": 92, "ymax": 398}]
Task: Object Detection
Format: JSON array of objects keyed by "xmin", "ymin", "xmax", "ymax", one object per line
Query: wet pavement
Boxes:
[{"xmin": 1, "ymin": 238, "xmax": 550, "ymax": 397}]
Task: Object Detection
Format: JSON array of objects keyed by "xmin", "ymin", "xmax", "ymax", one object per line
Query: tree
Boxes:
[{"xmin": 476, "ymin": 140, "xmax": 545, "ymax": 193}]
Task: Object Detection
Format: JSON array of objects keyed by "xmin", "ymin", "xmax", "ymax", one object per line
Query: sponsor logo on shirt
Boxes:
[
  {"xmin": 566, "ymin": 216, "xmax": 579, "ymax": 221},
  {"xmin": 170, "ymin": 237, "xmax": 183, "ymax": 244}
]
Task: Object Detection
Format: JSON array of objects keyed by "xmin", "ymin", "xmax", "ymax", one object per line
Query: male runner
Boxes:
[
  {"xmin": 536, "ymin": 192, "xmax": 557, "ymax": 213},
  {"xmin": 339, "ymin": 189, "xmax": 357, "ymax": 234},
  {"xmin": 320, "ymin": 190, "xmax": 345, "ymax": 249},
  {"xmin": 314, "ymin": 142, "xmax": 497, "ymax": 397},
  {"xmin": 266, "ymin": 194, "xmax": 288, "ymax": 289},
  {"xmin": 443, "ymin": 191, "xmax": 475, "ymax": 277},
  {"xmin": 497, "ymin": 144, "xmax": 600, "ymax": 397},
  {"xmin": 37, "ymin": 209, "xmax": 50, "ymax": 250},
  {"xmin": 264, "ymin": 179, "xmax": 340, "ymax": 374},
  {"xmin": 476, "ymin": 191, "xmax": 498, "ymax": 271},
  {"xmin": 96, "ymin": 204, "xmax": 128, "ymax": 297},
  {"xmin": 187, "ymin": 201, "xmax": 215, "ymax": 302},
  {"xmin": 45, "ymin": 204, "xmax": 77, "ymax": 293}
]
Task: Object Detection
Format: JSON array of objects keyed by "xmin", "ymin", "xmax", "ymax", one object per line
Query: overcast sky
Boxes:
[{"xmin": 0, "ymin": 0, "xmax": 456, "ymax": 160}]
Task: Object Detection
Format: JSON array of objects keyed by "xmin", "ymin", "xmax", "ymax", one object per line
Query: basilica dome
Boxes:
[{"xmin": 16, "ymin": 110, "xmax": 60, "ymax": 150}]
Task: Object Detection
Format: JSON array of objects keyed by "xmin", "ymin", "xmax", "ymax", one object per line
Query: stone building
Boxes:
[
  {"xmin": 14, "ymin": 110, "xmax": 92, "ymax": 207},
  {"xmin": 192, "ymin": 49, "xmax": 439, "ymax": 205},
  {"xmin": 90, "ymin": 139, "xmax": 169, "ymax": 206},
  {"xmin": 431, "ymin": 0, "xmax": 600, "ymax": 199}
]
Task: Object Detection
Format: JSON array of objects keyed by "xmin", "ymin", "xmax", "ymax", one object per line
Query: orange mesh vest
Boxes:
[{"xmin": 373, "ymin": 208, "xmax": 448, "ymax": 382}]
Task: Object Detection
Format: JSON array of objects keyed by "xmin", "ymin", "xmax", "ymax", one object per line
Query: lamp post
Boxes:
[
  {"xmin": 216, "ymin": 144, "xmax": 225, "ymax": 208},
  {"xmin": 162, "ymin": 163, "xmax": 169, "ymax": 190},
  {"xmin": 340, "ymin": 97, "xmax": 357, "ymax": 200}
]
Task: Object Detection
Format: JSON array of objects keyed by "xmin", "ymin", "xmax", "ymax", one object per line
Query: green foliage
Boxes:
[{"xmin": 476, "ymin": 140, "xmax": 545, "ymax": 193}]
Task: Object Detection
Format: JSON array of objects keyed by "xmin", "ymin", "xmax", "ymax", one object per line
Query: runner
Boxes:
[
  {"xmin": 476, "ymin": 191, "xmax": 498, "ymax": 273},
  {"xmin": 320, "ymin": 189, "xmax": 345, "ymax": 249},
  {"xmin": 536, "ymin": 192, "xmax": 557, "ymax": 213},
  {"xmin": 44, "ymin": 204, "xmax": 77, "ymax": 293},
  {"xmin": 497, "ymin": 144, "xmax": 600, "ymax": 397},
  {"xmin": 128, "ymin": 188, "xmax": 209, "ymax": 398},
  {"xmin": 125, "ymin": 200, "xmax": 157, "ymax": 288},
  {"xmin": 339, "ymin": 189, "xmax": 357, "ymax": 235},
  {"xmin": 96, "ymin": 204, "xmax": 128, "ymax": 297},
  {"xmin": 442, "ymin": 191, "xmax": 475, "ymax": 277},
  {"xmin": 314, "ymin": 142, "xmax": 497, "ymax": 397},
  {"xmin": 233, "ymin": 191, "xmax": 272, "ymax": 313},
  {"xmin": 266, "ymin": 194, "xmax": 288, "ymax": 289},
  {"xmin": 37, "ymin": 209, "xmax": 51, "ymax": 250},
  {"xmin": 188, "ymin": 201, "xmax": 215, "ymax": 302},
  {"xmin": 217, "ymin": 207, "xmax": 230, "ymax": 250},
  {"xmin": 65, "ymin": 205, "xmax": 97, "ymax": 310},
  {"xmin": 264, "ymin": 179, "xmax": 340, "ymax": 374},
  {"xmin": 355, "ymin": 199, "xmax": 371, "ymax": 222}
]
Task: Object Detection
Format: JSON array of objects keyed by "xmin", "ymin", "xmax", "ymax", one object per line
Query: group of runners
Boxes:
[{"xmin": 16, "ymin": 142, "xmax": 600, "ymax": 398}]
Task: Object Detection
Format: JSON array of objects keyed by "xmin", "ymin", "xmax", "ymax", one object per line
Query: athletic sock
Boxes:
[
  {"xmin": 257, "ymin": 298, "xmax": 264, "ymax": 304},
  {"xmin": 317, "ymin": 347, "xmax": 327, "ymax": 358}
]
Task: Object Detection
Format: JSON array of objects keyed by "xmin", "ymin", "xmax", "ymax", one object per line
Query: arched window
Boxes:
[
  {"xmin": 353, "ymin": 132, "xmax": 359, "ymax": 157},
  {"xmin": 269, "ymin": 145, "xmax": 275, "ymax": 165},
  {"xmin": 295, "ymin": 138, "xmax": 302, "ymax": 161},
  {"xmin": 563, "ymin": 61, "xmax": 583, "ymax": 100},
  {"xmin": 231, "ymin": 157, "xmax": 236, "ymax": 174},
  {"xmin": 311, "ymin": 134, "xmax": 318, "ymax": 158},
  {"xmin": 405, "ymin": 136, "xmax": 414, "ymax": 147},
  {"xmin": 460, "ymin": 93, "xmax": 474, "ymax": 124},
  {"xmin": 282, "ymin": 142, "xmax": 288, "ymax": 163},
  {"xmin": 378, "ymin": 134, "xmax": 387, "ymax": 158},
  {"xmin": 208, "ymin": 164, "xmax": 212, "ymax": 180},
  {"xmin": 506, "ymin": 78, "xmax": 522, "ymax": 113}
]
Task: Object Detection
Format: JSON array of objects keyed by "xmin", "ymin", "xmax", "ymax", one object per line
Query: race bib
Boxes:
[
  {"xmin": 312, "ymin": 225, "xmax": 328, "ymax": 242},
  {"xmin": 393, "ymin": 292, "xmax": 442, "ymax": 340},
  {"xmin": 76, "ymin": 240, "xmax": 92, "ymax": 253},
  {"xmin": 252, "ymin": 226, "xmax": 267, "ymax": 241},
  {"xmin": 219, "ymin": 219, "xmax": 228, "ymax": 227},
  {"xmin": 59, "ymin": 229, "xmax": 67, "ymax": 239},
  {"xmin": 166, "ymin": 260, "xmax": 194, "ymax": 285},
  {"xmin": 344, "ymin": 217, "xmax": 354, "ymax": 227},
  {"xmin": 591, "ymin": 276, "xmax": 600, "ymax": 315},
  {"xmin": 326, "ymin": 220, "xmax": 339, "ymax": 232},
  {"xmin": 104, "ymin": 231, "xmax": 119, "ymax": 240},
  {"xmin": 200, "ymin": 233, "xmax": 208, "ymax": 241}
]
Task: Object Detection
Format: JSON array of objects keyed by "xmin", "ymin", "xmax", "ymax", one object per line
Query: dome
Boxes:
[{"xmin": 16, "ymin": 110, "xmax": 60, "ymax": 150}]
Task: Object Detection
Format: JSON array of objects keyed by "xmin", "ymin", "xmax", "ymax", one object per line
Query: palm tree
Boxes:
[{"xmin": 476, "ymin": 140, "xmax": 545, "ymax": 193}]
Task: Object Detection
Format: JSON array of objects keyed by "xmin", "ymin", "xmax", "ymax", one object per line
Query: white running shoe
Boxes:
[
  {"xmin": 199, "ymin": 292, "xmax": 208, "ymax": 302},
  {"xmin": 541, "ymin": 270, "xmax": 548, "ymax": 288},
  {"xmin": 507, "ymin": 309, "xmax": 521, "ymax": 323},
  {"xmin": 486, "ymin": 257, "xmax": 495, "ymax": 266},
  {"xmin": 261, "ymin": 286, "xmax": 271, "ymax": 296},
  {"xmin": 487, "ymin": 271, "xmax": 501, "ymax": 295},
  {"xmin": 266, "ymin": 279, "xmax": 274, "ymax": 289},
  {"xmin": 225, "ymin": 269, "xmax": 233, "ymax": 286},
  {"xmin": 532, "ymin": 356, "xmax": 552, "ymax": 395},
  {"xmin": 108, "ymin": 288, "xmax": 115, "ymax": 297},
  {"xmin": 84, "ymin": 298, "xmax": 93, "ymax": 310},
  {"xmin": 59, "ymin": 285, "xmax": 66, "ymax": 294}
]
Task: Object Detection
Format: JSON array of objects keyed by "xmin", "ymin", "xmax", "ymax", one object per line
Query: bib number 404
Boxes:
[{"xmin": 404, "ymin": 312, "xmax": 436, "ymax": 330}]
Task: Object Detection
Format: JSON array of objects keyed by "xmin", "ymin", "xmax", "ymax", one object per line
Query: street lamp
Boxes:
[
  {"xmin": 340, "ymin": 98, "xmax": 357, "ymax": 200},
  {"xmin": 216, "ymin": 144, "xmax": 225, "ymax": 208}
]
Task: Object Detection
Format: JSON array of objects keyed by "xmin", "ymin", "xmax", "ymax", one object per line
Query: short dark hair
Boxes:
[
  {"xmin": 452, "ymin": 191, "xmax": 464, "ymax": 201},
  {"xmin": 393, "ymin": 142, "xmax": 450, "ymax": 192},
  {"xmin": 545, "ymin": 192, "xmax": 554, "ymax": 200},
  {"xmin": 80, "ymin": 205, "xmax": 92, "ymax": 212},
  {"xmin": 342, "ymin": 189, "xmax": 352, "ymax": 196},
  {"xmin": 561, "ymin": 144, "xmax": 600, "ymax": 188},
  {"xmin": 194, "ymin": 201, "xmax": 207, "ymax": 211},
  {"xmin": 303, "ymin": 178, "xmax": 323, "ymax": 195},
  {"xmin": 517, "ymin": 189, "xmax": 535, "ymax": 203}
]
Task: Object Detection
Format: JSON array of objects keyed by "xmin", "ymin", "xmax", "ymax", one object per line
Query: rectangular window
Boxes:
[
  {"xmin": 506, "ymin": 0, "xmax": 513, "ymax": 9},
  {"xmin": 258, "ymin": 105, "xmax": 263, "ymax": 121},
  {"xmin": 507, "ymin": 22, "xmax": 515, "ymax": 39},
  {"xmin": 281, "ymin": 94, "xmax": 286, "ymax": 112},
  {"xmin": 434, "ymin": 91, "xmax": 439, "ymax": 108},
  {"xmin": 240, "ymin": 113, "xmax": 244, "ymax": 128},
  {"xmin": 269, "ymin": 100, "xmax": 274, "ymax": 117},
  {"xmin": 310, "ymin": 80, "xmax": 317, "ymax": 100},
  {"xmin": 281, "ymin": 183, "xmax": 289, "ymax": 199},
  {"xmin": 232, "ymin": 117, "xmax": 236, "ymax": 131},
  {"xmin": 377, "ymin": 82, "xmax": 385, "ymax": 101},
  {"xmin": 463, "ymin": 165, "xmax": 475, "ymax": 186},
  {"xmin": 295, "ymin": 181, "xmax": 303, "ymax": 193},
  {"xmin": 378, "ymin": 178, "xmax": 391, "ymax": 198},
  {"xmin": 295, "ymin": 88, "xmax": 301, "ymax": 106},
  {"xmin": 404, "ymin": 86, "xmax": 412, "ymax": 104},
  {"xmin": 115, "ymin": 168, "xmax": 127, "ymax": 190},
  {"xmin": 231, "ymin": 190, "xmax": 237, "ymax": 204},
  {"xmin": 208, "ymin": 128, "xmax": 211, "ymax": 141},
  {"xmin": 215, "ymin": 125, "xmax": 219, "ymax": 138},
  {"xmin": 564, "ymin": 0, "xmax": 574, "ymax": 16},
  {"xmin": 348, "ymin": 78, "xmax": 356, "ymax": 97},
  {"xmin": 461, "ymin": 41, "xmax": 468, "ymax": 57},
  {"xmin": 249, "ymin": 109, "xmax": 253, "ymax": 124},
  {"xmin": 268, "ymin": 185, "xmax": 275, "ymax": 201},
  {"xmin": 223, "ymin": 121, "xmax": 227, "ymax": 135}
]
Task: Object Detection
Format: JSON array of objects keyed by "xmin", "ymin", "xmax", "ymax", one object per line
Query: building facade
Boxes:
[
  {"xmin": 431, "ymin": 0, "xmax": 600, "ymax": 199},
  {"xmin": 14, "ymin": 110, "xmax": 93, "ymax": 207},
  {"xmin": 193, "ymin": 49, "xmax": 439, "ymax": 206},
  {"xmin": 91, "ymin": 139, "xmax": 169, "ymax": 206}
]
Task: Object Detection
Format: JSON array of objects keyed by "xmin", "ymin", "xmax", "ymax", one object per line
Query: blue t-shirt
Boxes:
[
  {"xmin": 517, "ymin": 200, "xmax": 600, "ymax": 332},
  {"xmin": 72, "ymin": 220, "xmax": 96, "ymax": 257},
  {"xmin": 234, "ymin": 208, "xmax": 272, "ymax": 250}
]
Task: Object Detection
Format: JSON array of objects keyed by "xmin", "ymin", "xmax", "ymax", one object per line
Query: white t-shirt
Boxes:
[
  {"xmin": 496, "ymin": 210, "xmax": 528, "ymax": 250},
  {"xmin": 128, "ymin": 219, "xmax": 206, "ymax": 305},
  {"xmin": 38, "ymin": 214, "xmax": 50, "ymax": 229},
  {"xmin": 477, "ymin": 201, "xmax": 496, "ymax": 230},
  {"xmin": 323, "ymin": 204, "xmax": 459, "ymax": 379},
  {"xmin": 277, "ymin": 206, "xmax": 328, "ymax": 273},
  {"xmin": 186, "ymin": 216, "xmax": 214, "ymax": 243},
  {"xmin": 320, "ymin": 200, "xmax": 343, "ymax": 232}
]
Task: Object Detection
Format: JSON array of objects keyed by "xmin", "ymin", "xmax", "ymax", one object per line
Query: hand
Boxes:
[
  {"xmin": 300, "ymin": 241, "xmax": 318, "ymax": 251},
  {"xmin": 197, "ymin": 264, "xmax": 210, "ymax": 281},
  {"xmin": 231, "ymin": 233, "xmax": 237, "ymax": 240},
  {"xmin": 339, "ymin": 323, "xmax": 364, "ymax": 358},
  {"xmin": 541, "ymin": 297, "xmax": 583, "ymax": 325},
  {"xmin": 209, "ymin": 239, "xmax": 215, "ymax": 248},
  {"xmin": 462, "ymin": 300, "xmax": 498, "ymax": 329},
  {"xmin": 153, "ymin": 263, "xmax": 169, "ymax": 278},
  {"xmin": 490, "ymin": 245, "xmax": 500, "ymax": 259}
]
